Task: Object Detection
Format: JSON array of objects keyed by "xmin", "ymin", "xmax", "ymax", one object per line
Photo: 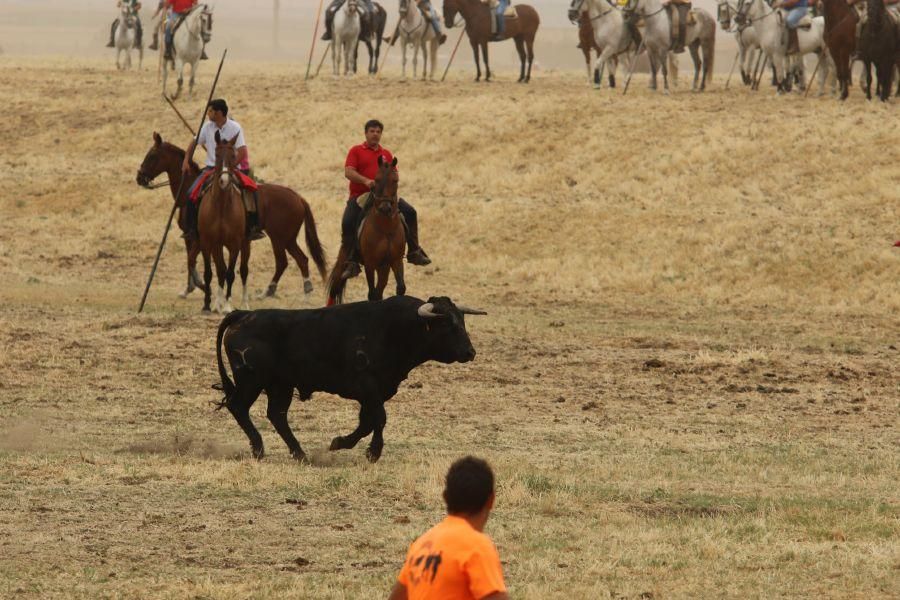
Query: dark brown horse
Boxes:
[
  {"xmin": 858, "ymin": 0, "xmax": 898, "ymax": 101},
  {"xmin": 326, "ymin": 156, "xmax": 406, "ymax": 305},
  {"xmin": 822, "ymin": 0, "xmax": 858, "ymax": 100},
  {"xmin": 137, "ymin": 133, "xmax": 327, "ymax": 301},
  {"xmin": 443, "ymin": 0, "xmax": 540, "ymax": 82}
]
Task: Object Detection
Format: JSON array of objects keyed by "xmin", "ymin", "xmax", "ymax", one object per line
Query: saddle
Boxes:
[
  {"xmin": 482, "ymin": 0, "xmax": 518, "ymax": 36},
  {"xmin": 665, "ymin": 3, "xmax": 695, "ymax": 53},
  {"xmin": 189, "ymin": 169, "xmax": 258, "ymax": 204}
]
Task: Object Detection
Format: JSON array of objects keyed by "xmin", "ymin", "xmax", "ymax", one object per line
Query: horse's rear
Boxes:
[
  {"xmin": 198, "ymin": 185, "xmax": 247, "ymax": 313},
  {"xmin": 508, "ymin": 4, "xmax": 541, "ymax": 82},
  {"xmin": 257, "ymin": 184, "xmax": 327, "ymax": 298}
]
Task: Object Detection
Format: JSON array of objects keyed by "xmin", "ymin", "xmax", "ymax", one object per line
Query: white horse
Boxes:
[
  {"xmin": 735, "ymin": 0, "xmax": 830, "ymax": 93},
  {"xmin": 717, "ymin": 0, "xmax": 763, "ymax": 85},
  {"xmin": 396, "ymin": 0, "xmax": 440, "ymax": 80},
  {"xmin": 162, "ymin": 6, "xmax": 210, "ymax": 99},
  {"xmin": 333, "ymin": 0, "xmax": 361, "ymax": 77},
  {"xmin": 569, "ymin": 0, "xmax": 635, "ymax": 90},
  {"xmin": 624, "ymin": 0, "xmax": 672, "ymax": 92},
  {"xmin": 115, "ymin": 5, "xmax": 143, "ymax": 70}
]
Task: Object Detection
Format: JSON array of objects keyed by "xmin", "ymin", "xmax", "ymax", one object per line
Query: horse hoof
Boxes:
[
  {"xmin": 303, "ymin": 280, "xmax": 314, "ymax": 295},
  {"xmin": 201, "ymin": 307, "xmax": 211, "ymax": 314}
]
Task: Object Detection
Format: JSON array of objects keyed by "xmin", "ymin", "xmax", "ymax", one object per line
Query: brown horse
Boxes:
[
  {"xmin": 193, "ymin": 133, "xmax": 249, "ymax": 313},
  {"xmin": 326, "ymin": 156, "xmax": 406, "ymax": 305},
  {"xmin": 136, "ymin": 133, "xmax": 327, "ymax": 301},
  {"xmin": 822, "ymin": 0, "xmax": 858, "ymax": 100},
  {"xmin": 443, "ymin": 0, "xmax": 540, "ymax": 82}
]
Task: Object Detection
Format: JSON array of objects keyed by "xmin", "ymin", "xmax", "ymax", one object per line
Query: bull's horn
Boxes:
[
  {"xmin": 457, "ymin": 305, "xmax": 487, "ymax": 316},
  {"xmin": 417, "ymin": 303, "xmax": 442, "ymax": 318}
]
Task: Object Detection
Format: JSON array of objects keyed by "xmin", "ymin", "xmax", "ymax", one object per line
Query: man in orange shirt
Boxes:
[{"xmin": 388, "ymin": 457, "xmax": 508, "ymax": 600}]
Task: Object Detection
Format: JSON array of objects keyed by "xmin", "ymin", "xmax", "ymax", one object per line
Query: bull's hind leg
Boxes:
[
  {"xmin": 329, "ymin": 402, "xmax": 376, "ymax": 452},
  {"xmin": 266, "ymin": 385, "xmax": 306, "ymax": 461},
  {"xmin": 227, "ymin": 380, "xmax": 265, "ymax": 459}
]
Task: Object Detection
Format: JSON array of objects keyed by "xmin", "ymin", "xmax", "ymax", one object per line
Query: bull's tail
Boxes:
[
  {"xmin": 300, "ymin": 195, "xmax": 328, "ymax": 281},
  {"xmin": 215, "ymin": 309, "xmax": 249, "ymax": 409},
  {"xmin": 325, "ymin": 245, "xmax": 350, "ymax": 306}
]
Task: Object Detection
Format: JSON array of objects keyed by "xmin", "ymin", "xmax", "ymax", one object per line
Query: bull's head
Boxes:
[{"xmin": 417, "ymin": 296, "xmax": 486, "ymax": 364}]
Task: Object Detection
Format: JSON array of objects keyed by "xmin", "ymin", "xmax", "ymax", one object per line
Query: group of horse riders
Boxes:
[
  {"xmin": 106, "ymin": 0, "xmax": 208, "ymax": 60},
  {"xmin": 181, "ymin": 100, "xmax": 431, "ymax": 283},
  {"xmin": 321, "ymin": 0, "xmax": 448, "ymax": 44}
]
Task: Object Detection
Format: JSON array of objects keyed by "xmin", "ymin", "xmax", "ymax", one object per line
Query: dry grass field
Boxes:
[{"xmin": 1, "ymin": 51, "xmax": 899, "ymax": 600}]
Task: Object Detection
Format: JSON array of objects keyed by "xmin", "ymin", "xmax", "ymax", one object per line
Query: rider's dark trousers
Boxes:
[{"xmin": 341, "ymin": 196, "xmax": 419, "ymax": 251}]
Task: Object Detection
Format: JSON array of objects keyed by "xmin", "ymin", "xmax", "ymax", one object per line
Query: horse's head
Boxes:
[
  {"xmin": 734, "ymin": 0, "xmax": 756, "ymax": 24},
  {"xmin": 213, "ymin": 131, "xmax": 240, "ymax": 192},
  {"xmin": 121, "ymin": 5, "xmax": 137, "ymax": 27},
  {"xmin": 346, "ymin": 0, "xmax": 360, "ymax": 15},
  {"xmin": 372, "ymin": 155, "xmax": 399, "ymax": 217},
  {"xmin": 568, "ymin": 0, "xmax": 587, "ymax": 23},
  {"xmin": 717, "ymin": 1, "xmax": 734, "ymax": 29},
  {"xmin": 201, "ymin": 8, "xmax": 214, "ymax": 40},
  {"xmin": 137, "ymin": 132, "xmax": 172, "ymax": 188},
  {"xmin": 399, "ymin": 0, "xmax": 411, "ymax": 17},
  {"xmin": 443, "ymin": 0, "xmax": 460, "ymax": 28}
]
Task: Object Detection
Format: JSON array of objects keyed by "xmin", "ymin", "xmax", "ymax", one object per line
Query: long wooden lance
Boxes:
[
  {"xmin": 164, "ymin": 94, "xmax": 197, "ymax": 136},
  {"xmin": 749, "ymin": 49, "xmax": 763, "ymax": 89},
  {"xmin": 376, "ymin": 22, "xmax": 398, "ymax": 77},
  {"xmin": 314, "ymin": 41, "xmax": 333, "ymax": 78},
  {"xmin": 724, "ymin": 49, "xmax": 740, "ymax": 90},
  {"xmin": 622, "ymin": 39, "xmax": 646, "ymax": 96},
  {"xmin": 803, "ymin": 54, "xmax": 822, "ymax": 98},
  {"xmin": 138, "ymin": 49, "xmax": 228, "ymax": 314},
  {"xmin": 440, "ymin": 23, "xmax": 467, "ymax": 82},
  {"xmin": 305, "ymin": 0, "xmax": 327, "ymax": 80}
]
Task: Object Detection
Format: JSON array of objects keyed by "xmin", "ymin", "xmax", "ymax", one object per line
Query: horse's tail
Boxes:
[
  {"xmin": 299, "ymin": 196, "xmax": 328, "ymax": 281},
  {"xmin": 325, "ymin": 245, "xmax": 350, "ymax": 306},
  {"xmin": 706, "ymin": 17, "xmax": 716, "ymax": 82},
  {"xmin": 215, "ymin": 309, "xmax": 248, "ymax": 409}
]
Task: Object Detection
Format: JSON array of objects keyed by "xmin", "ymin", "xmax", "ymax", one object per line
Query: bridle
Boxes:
[{"xmin": 735, "ymin": 0, "xmax": 778, "ymax": 26}]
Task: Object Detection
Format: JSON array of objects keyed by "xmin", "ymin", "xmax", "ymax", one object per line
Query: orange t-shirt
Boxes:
[{"xmin": 397, "ymin": 515, "xmax": 506, "ymax": 600}]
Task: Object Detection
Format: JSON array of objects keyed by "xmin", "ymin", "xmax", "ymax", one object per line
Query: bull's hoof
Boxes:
[
  {"xmin": 329, "ymin": 436, "xmax": 345, "ymax": 451},
  {"xmin": 292, "ymin": 450, "xmax": 308, "ymax": 463},
  {"xmin": 365, "ymin": 446, "xmax": 382, "ymax": 463},
  {"xmin": 252, "ymin": 446, "xmax": 265, "ymax": 460}
]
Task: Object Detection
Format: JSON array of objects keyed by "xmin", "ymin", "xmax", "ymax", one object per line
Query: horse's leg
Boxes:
[
  {"xmin": 239, "ymin": 240, "xmax": 250, "ymax": 311},
  {"xmin": 472, "ymin": 40, "xmax": 481, "ymax": 81},
  {"xmin": 188, "ymin": 60, "xmax": 196, "ymax": 98},
  {"xmin": 332, "ymin": 37, "xmax": 339, "ymax": 76},
  {"xmin": 689, "ymin": 42, "xmax": 701, "ymax": 91},
  {"xmin": 401, "ymin": 39, "xmax": 408, "ymax": 80},
  {"xmin": 482, "ymin": 43, "xmax": 491, "ymax": 82},
  {"xmin": 583, "ymin": 48, "xmax": 592, "ymax": 85},
  {"xmin": 413, "ymin": 40, "xmax": 419, "ymax": 80},
  {"xmin": 514, "ymin": 37, "xmax": 526, "ymax": 83},
  {"xmin": 430, "ymin": 39, "xmax": 438, "ymax": 80},
  {"xmin": 181, "ymin": 238, "xmax": 199, "ymax": 298},
  {"xmin": 864, "ymin": 60, "xmax": 872, "ymax": 100},
  {"xmin": 138, "ymin": 44, "xmax": 143, "ymax": 70},
  {"xmin": 264, "ymin": 237, "xmax": 288, "ymax": 298},
  {"xmin": 364, "ymin": 264, "xmax": 378, "ymax": 302},
  {"xmin": 222, "ymin": 244, "xmax": 237, "ymax": 314},
  {"xmin": 526, "ymin": 36, "xmax": 535, "ymax": 83},
  {"xmin": 609, "ymin": 55, "xmax": 617, "ymax": 88},
  {"xmin": 648, "ymin": 52, "xmax": 658, "ymax": 90},
  {"xmin": 201, "ymin": 249, "xmax": 213, "ymax": 313},
  {"xmin": 211, "ymin": 245, "xmax": 227, "ymax": 313},
  {"xmin": 391, "ymin": 258, "xmax": 406, "ymax": 298},
  {"xmin": 373, "ymin": 264, "xmax": 389, "ymax": 301},
  {"xmin": 661, "ymin": 49, "xmax": 670, "ymax": 94},
  {"xmin": 285, "ymin": 239, "xmax": 313, "ymax": 295}
]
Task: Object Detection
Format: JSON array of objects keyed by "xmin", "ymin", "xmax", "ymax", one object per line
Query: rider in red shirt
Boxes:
[{"xmin": 340, "ymin": 119, "xmax": 431, "ymax": 280}]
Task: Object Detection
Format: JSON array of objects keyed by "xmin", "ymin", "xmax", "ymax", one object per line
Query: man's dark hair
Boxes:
[
  {"xmin": 364, "ymin": 119, "xmax": 384, "ymax": 132},
  {"xmin": 208, "ymin": 98, "xmax": 229, "ymax": 116},
  {"xmin": 443, "ymin": 456, "xmax": 494, "ymax": 515}
]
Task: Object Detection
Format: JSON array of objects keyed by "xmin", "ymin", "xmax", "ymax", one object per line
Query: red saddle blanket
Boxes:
[{"xmin": 190, "ymin": 169, "xmax": 258, "ymax": 203}]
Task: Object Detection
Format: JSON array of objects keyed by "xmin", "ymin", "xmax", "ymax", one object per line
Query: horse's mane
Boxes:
[{"xmin": 160, "ymin": 141, "xmax": 200, "ymax": 172}]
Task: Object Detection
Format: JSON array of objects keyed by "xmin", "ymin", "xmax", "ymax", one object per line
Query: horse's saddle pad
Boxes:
[{"xmin": 665, "ymin": 7, "xmax": 698, "ymax": 30}]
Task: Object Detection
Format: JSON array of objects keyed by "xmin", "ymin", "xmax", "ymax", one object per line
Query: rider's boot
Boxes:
[
  {"xmin": 402, "ymin": 216, "xmax": 431, "ymax": 266},
  {"xmin": 182, "ymin": 202, "xmax": 199, "ymax": 241},
  {"xmin": 246, "ymin": 192, "xmax": 265, "ymax": 241},
  {"xmin": 201, "ymin": 44, "xmax": 209, "ymax": 60},
  {"xmin": 107, "ymin": 19, "xmax": 119, "ymax": 48},
  {"xmin": 341, "ymin": 243, "xmax": 362, "ymax": 280},
  {"xmin": 322, "ymin": 6, "xmax": 337, "ymax": 41}
]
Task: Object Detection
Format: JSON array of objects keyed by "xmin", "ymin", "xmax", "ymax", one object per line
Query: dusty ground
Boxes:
[{"xmin": 0, "ymin": 54, "xmax": 898, "ymax": 599}]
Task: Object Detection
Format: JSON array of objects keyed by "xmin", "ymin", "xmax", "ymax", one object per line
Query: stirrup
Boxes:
[
  {"xmin": 248, "ymin": 227, "xmax": 266, "ymax": 241},
  {"xmin": 407, "ymin": 249, "xmax": 431, "ymax": 266}
]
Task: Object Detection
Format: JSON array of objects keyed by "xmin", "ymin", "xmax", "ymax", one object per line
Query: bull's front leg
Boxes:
[{"xmin": 329, "ymin": 401, "xmax": 376, "ymax": 452}]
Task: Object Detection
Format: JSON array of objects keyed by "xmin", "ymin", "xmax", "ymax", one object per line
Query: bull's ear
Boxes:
[
  {"xmin": 153, "ymin": 131, "xmax": 163, "ymax": 146},
  {"xmin": 391, "ymin": 157, "xmax": 398, "ymax": 167},
  {"xmin": 215, "ymin": 130, "xmax": 222, "ymax": 145}
]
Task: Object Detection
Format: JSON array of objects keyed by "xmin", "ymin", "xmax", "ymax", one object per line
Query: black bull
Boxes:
[{"xmin": 215, "ymin": 295, "xmax": 486, "ymax": 463}]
